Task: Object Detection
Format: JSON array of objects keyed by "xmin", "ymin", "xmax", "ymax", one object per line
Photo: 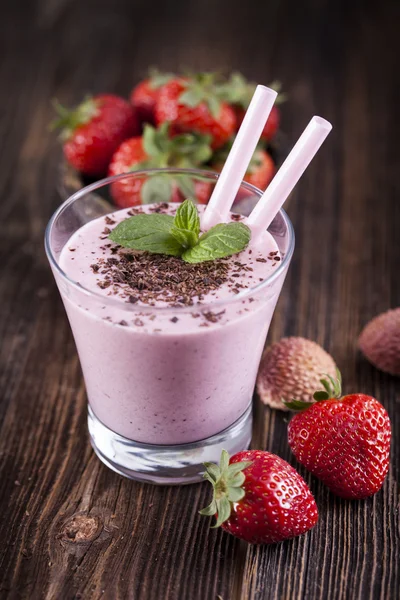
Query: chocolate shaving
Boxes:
[
  {"xmin": 202, "ymin": 310, "xmax": 226, "ymax": 323},
  {"xmin": 93, "ymin": 250, "xmax": 233, "ymax": 306}
]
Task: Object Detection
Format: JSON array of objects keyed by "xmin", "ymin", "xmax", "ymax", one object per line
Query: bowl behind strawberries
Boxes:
[{"xmin": 57, "ymin": 70, "xmax": 289, "ymax": 214}]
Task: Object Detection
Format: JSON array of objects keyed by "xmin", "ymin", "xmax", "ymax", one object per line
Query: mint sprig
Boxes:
[
  {"xmin": 173, "ymin": 196, "xmax": 200, "ymax": 235},
  {"xmin": 108, "ymin": 199, "xmax": 251, "ymax": 264}
]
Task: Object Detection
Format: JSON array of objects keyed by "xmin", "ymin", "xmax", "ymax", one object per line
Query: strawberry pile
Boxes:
[
  {"xmin": 200, "ymin": 370, "xmax": 391, "ymax": 545},
  {"xmin": 52, "ymin": 70, "xmax": 285, "ymax": 207}
]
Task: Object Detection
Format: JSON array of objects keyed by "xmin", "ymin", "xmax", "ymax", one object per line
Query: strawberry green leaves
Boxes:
[
  {"xmin": 218, "ymin": 72, "xmax": 287, "ymax": 109},
  {"xmin": 313, "ymin": 369, "xmax": 342, "ymax": 401},
  {"xmin": 141, "ymin": 123, "xmax": 213, "ymax": 169},
  {"xmin": 282, "ymin": 368, "xmax": 343, "ymax": 412},
  {"xmin": 179, "ymin": 73, "xmax": 225, "ymax": 119},
  {"xmin": 199, "ymin": 450, "xmax": 252, "ymax": 528},
  {"xmin": 140, "ymin": 176, "xmax": 173, "ymax": 205},
  {"xmin": 51, "ymin": 96, "xmax": 100, "ymax": 142},
  {"xmin": 148, "ymin": 67, "xmax": 176, "ymax": 90},
  {"xmin": 109, "ymin": 199, "xmax": 251, "ymax": 263},
  {"xmin": 130, "ymin": 123, "xmax": 213, "ymax": 204}
]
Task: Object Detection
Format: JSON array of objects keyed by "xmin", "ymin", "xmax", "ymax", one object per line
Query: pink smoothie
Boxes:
[{"xmin": 57, "ymin": 203, "xmax": 286, "ymax": 444}]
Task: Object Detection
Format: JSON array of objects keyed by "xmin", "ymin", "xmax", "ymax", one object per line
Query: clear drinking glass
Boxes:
[{"xmin": 45, "ymin": 169, "xmax": 294, "ymax": 485}]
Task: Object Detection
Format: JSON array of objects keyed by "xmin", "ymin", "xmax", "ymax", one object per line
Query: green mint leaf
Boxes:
[
  {"xmin": 170, "ymin": 225, "xmax": 198, "ymax": 249},
  {"xmin": 108, "ymin": 214, "xmax": 183, "ymax": 256},
  {"xmin": 182, "ymin": 222, "xmax": 251, "ymax": 264},
  {"xmin": 141, "ymin": 174, "xmax": 172, "ymax": 204},
  {"xmin": 174, "ymin": 199, "xmax": 200, "ymax": 236}
]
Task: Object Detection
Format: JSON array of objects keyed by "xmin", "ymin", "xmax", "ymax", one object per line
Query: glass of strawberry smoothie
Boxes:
[{"xmin": 45, "ymin": 169, "xmax": 294, "ymax": 484}]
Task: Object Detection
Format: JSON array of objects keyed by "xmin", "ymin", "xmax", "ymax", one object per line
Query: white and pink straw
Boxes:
[{"xmin": 201, "ymin": 85, "xmax": 332, "ymax": 240}]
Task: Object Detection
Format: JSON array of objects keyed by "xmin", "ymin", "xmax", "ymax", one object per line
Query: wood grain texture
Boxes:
[{"xmin": 0, "ymin": 1, "xmax": 399, "ymax": 598}]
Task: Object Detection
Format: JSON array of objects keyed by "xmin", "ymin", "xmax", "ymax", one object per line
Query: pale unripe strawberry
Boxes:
[
  {"xmin": 358, "ymin": 308, "xmax": 400, "ymax": 376},
  {"xmin": 256, "ymin": 337, "xmax": 337, "ymax": 410}
]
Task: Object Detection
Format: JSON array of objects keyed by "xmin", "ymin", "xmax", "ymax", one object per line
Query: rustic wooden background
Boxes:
[{"xmin": 0, "ymin": 0, "xmax": 399, "ymax": 598}]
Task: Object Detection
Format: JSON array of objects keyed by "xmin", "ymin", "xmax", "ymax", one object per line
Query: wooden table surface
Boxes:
[{"xmin": 1, "ymin": 1, "xmax": 399, "ymax": 598}]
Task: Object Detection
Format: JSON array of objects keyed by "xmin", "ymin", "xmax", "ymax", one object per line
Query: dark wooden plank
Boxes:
[
  {"xmin": 242, "ymin": 3, "xmax": 400, "ymax": 599},
  {"xmin": 0, "ymin": 1, "xmax": 399, "ymax": 599}
]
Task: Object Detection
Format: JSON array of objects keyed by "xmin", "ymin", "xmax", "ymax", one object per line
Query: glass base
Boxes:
[{"xmin": 88, "ymin": 404, "xmax": 252, "ymax": 485}]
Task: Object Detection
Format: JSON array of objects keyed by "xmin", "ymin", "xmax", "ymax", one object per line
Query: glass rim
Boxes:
[{"xmin": 45, "ymin": 167, "xmax": 295, "ymax": 312}]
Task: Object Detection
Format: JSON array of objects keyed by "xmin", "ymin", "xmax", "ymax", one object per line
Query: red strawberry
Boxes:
[
  {"xmin": 286, "ymin": 371, "xmax": 391, "ymax": 499},
  {"xmin": 200, "ymin": 449, "xmax": 318, "ymax": 544},
  {"xmin": 130, "ymin": 70, "xmax": 176, "ymax": 125},
  {"xmin": 108, "ymin": 123, "xmax": 213, "ymax": 208},
  {"xmin": 108, "ymin": 137, "xmax": 147, "ymax": 208},
  {"xmin": 220, "ymin": 72, "xmax": 285, "ymax": 142},
  {"xmin": 213, "ymin": 147, "xmax": 275, "ymax": 192},
  {"xmin": 261, "ymin": 105, "xmax": 280, "ymax": 141},
  {"xmin": 244, "ymin": 149, "xmax": 275, "ymax": 190},
  {"xmin": 155, "ymin": 75, "xmax": 236, "ymax": 149},
  {"xmin": 52, "ymin": 95, "xmax": 139, "ymax": 176}
]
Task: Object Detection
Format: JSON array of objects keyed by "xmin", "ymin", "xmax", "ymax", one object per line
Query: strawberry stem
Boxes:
[
  {"xmin": 218, "ymin": 72, "xmax": 287, "ymax": 109},
  {"xmin": 282, "ymin": 368, "xmax": 343, "ymax": 411},
  {"xmin": 140, "ymin": 123, "xmax": 212, "ymax": 169},
  {"xmin": 199, "ymin": 449, "xmax": 252, "ymax": 528},
  {"xmin": 148, "ymin": 67, "xmax": 176, "ymax": 89},
  {"xmin": 50, "ymin": 96, "xmax": 100, "ymax": 141},
  {"xmin": 314, "ymin": 368, "xmax": 342, "ymax": 401},
  {"xmin": 179, "ymin": 73, "xmax": 225, "ymax": 119}
]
